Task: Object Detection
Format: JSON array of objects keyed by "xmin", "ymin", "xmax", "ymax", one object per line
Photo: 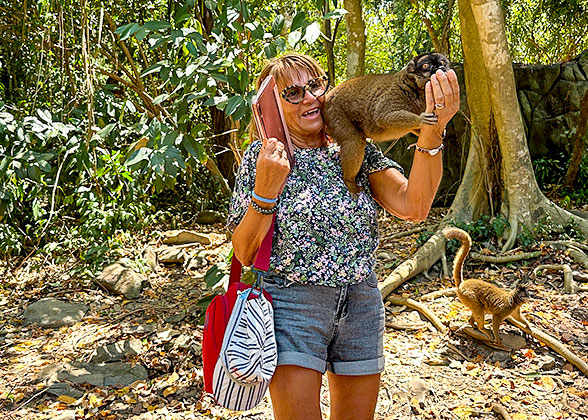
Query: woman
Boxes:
[{"xmin": 228, "ymin": 53, "xmax": 459, "ymax": 420}]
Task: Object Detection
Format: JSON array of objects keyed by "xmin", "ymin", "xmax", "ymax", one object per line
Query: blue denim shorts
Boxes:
[{"xmin": 262, "ymin": 273, "xmax": 385, "ymax": 375}]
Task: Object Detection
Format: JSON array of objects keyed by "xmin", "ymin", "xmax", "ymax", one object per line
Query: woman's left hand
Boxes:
[{"xmin": 422, "ymin": 69, "xmax": 460, "ymax": 137}]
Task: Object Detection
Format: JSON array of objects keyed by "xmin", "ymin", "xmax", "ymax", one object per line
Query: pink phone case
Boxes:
[{"xmin": 252, "ymin": 75, "xmax": 295, "ymax": 167}]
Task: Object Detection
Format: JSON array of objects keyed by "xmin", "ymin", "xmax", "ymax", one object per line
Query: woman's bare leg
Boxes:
[
  {"xmin": 269, "ymin": 365, "xmax": 323, "ymax": 420},
  {"xmin": 327, "ymin": 372, "xmax": 381, "ymax": 420}
]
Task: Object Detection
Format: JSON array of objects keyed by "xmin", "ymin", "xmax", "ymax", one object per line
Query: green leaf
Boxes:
[
  {"xmin": 116, "ymin": 23, "xmax": 140, "ymax": 41},
  {"xmin": 224, "ymin": 95, "xmax": 243, "ymax": 117},
  {"xmin": 174, "ymin": 13, "xmax": 191, "ymax": 26},
  {"xmin": 290, "ymin": 12, "xmax": 307, "ymax": 31},
  {"xmin": 323, "ymin": 8, "xmax": 348, "ymax": 19},
  {"xmin": 271, "ymin": 15, "xmax": 285, "ymax": 36},
  {"xmin": 204, "ymin": 264, "xmax": 227, "ymax": 289},
  {"xmin": 303, "ymin": 22, "xmax": 322, "ymax": 44},
  {"xmin": 140, "ymin": 64, "xmax": 163, "ymax": 78},
  {"xmin": 125, "ymin": 148, "xmax": 151, "ymax": 167},
  {"xmin": 264, "ymin": 42, "xmax": 278, "ymax": 58},
  {"xmin": 182, "ymin": 135, "xmax": 206, "ymax": 163},
  {"xmin": 144, "ymin": 20, "xmax": 171, "ymax": 31},
  {"xmin": 135, "ymin": 26, "xmax": 148, "ymax": 41},
  {"xmin": 287, "ymin": 30, "xmax": 302, "ymax": 47},
  {"xmin": 204, "ymin": 0, "xmax": 218, "ymax": 11},
  {"xmin": 152, "ymin": 94, "xmax": 169, "ymax": 105},
  {"xmin": 245, "ymin": 22, "xmax": 264, "ymax": 40},
  {"xmin": 97, "ymin": 123, "xmax": 116, "ymax": 139}
]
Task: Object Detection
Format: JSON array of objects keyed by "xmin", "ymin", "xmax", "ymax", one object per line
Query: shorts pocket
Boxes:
[
  {"xmin": 262, "ymin": 272, "xmax": 295, "ymax": 289},
  {"xmin": 365, "ymin": 273, "xmax": 378, "ymax": 288}
]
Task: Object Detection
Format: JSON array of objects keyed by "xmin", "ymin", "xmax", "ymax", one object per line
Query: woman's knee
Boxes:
[{"xmin": 269, "ymin": 365, "xmax": 323, "ymax": 420}]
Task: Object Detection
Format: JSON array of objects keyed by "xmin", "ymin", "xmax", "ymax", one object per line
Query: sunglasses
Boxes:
[{"xmin": 280, "ymin": 75, "xmax": 329, "ymax": 104}]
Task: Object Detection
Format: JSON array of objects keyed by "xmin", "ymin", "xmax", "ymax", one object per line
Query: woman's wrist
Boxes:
[{"xmin": 416, "ymin": 126, "xmax": 446, "ymax": 148}]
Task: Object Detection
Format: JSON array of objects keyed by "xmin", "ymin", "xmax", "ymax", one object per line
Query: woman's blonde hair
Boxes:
[{"xmin": 249, "ymin": 53, "xmax": 326, "ymax": 141}]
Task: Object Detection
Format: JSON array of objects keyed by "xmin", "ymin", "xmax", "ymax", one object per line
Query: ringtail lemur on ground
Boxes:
[{"xmin": 443, "ymin": 227, "xmax": 531, "ymax": 344}]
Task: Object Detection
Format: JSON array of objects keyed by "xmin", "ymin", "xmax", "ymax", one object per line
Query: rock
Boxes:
[
  {"xmin": 499, "ymin": 332, "xmax": 527, "ymax": 350},
  {"xmin": 46, "ymin": 382, "xmax": 84, "ymax": 399},
  {"xmin": 165, "ymin": 312, "xmax": 186, "ymax": 324},
  {"xmin": 408, "ymin": 378, "xmax": 430, "ymax": 406},
  {"xmin": 196, "ymin": 210, "xmax": 225, "ymax": 225},
  {"xmin": 90, "ymin": 338, "xmax": 144, "ymax": 363},
  {"xmin": 142, "ymin": 246, "xmax": 158, "ymax": 270},
  {"xmin": 538, "ymin": 355, "xmax": 556, "ymax": 371},
  {"xmin": 95, "ymin": 262, "xmax": 144, "ymax": 300},
  {"xmin": 38, "ymin": 361, "xmax": 148, "ymax": 388},
  {"xmin": 570, "ymin": 306, "xmax": 588, "ymax": 323},
  {"xmin": 185, "ymin": 254, "xmax": 207, "ymax": 270},
  {"xmin": 23, "ymin": 298, "xmax": 88, "ymax": 328},
  {"xmin": 491, "ymin": 351, "xmax": 511, "ymax": 364},
  {"xmin": 162, "ymin": 230, "xmax": 211, "ymax": 245},
  {"xmin": 157, "ymin": 246, "xmax": 189, "ymax": 264},
  {"xmin": 122, "ymin": 324, "xmax": 155, "ymax": 335}
]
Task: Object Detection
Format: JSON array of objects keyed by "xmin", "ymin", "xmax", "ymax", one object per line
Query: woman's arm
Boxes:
[
  {"xmin": 370, "ymin": 69, "xmax": 460, "ymax": 221},
  {"xmin": 232, "ymin": 138, "xmax": 290, "ymax": 266}
]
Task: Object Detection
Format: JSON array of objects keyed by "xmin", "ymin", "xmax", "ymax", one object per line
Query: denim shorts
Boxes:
[{"xmin": 262, "ymin": 273, "xmax": 385, "ymax": 375}]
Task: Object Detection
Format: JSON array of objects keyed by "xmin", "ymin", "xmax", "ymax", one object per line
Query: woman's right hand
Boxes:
[{"xmin": 254, "ymin": 138, "xmax": 291, "ymax": 199}]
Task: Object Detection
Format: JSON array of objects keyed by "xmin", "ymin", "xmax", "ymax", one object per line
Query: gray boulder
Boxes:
[
  {"xmin": 89, "ymin": 338, "xmax": 144, "ymax": 363},
  {"xmin": 38, "ymin": 361, "xmax": 148, "ymax": 388},
  {"xmin": 162, "ymin": 229, "xmax": 211, "ymax": 245},
  {"xmin": 196, "ymin": 210, "xmax": 225, "ymax": 224},
  {"xmin": 95, "ymin": 261, "xmax": 144, "ymax": 299},
  {"xmin": 23, "ymin": 298, "xmax": 88, "ymax": 328}
]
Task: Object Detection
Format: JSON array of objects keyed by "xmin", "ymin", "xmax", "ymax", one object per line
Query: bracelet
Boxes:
[
  {"xmin": 407, "ymin": 142, "xmax": 444, "ymax": 156},
  {"xmin": 252, "ymin": 192, "xmax": 278, "ymax": 204},
  {"xmin": 251, "ymin": 200, "xmax": 276, "ymax": 215}
]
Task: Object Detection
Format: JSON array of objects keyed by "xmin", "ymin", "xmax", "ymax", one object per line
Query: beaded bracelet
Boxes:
[{"xmin": 251, "ymin": 200, "xmax": 276, "ymax": 215}]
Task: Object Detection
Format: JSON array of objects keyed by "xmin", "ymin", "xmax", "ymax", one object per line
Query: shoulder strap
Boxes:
[{"xmin": 229, "ymin": 214, "xmax": 276, "ymax": 285}]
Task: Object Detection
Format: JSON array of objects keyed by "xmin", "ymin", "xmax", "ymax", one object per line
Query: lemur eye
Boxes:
[{"xmin": 421, "ymin": 63, "xmax": 430, "ymax": 69}]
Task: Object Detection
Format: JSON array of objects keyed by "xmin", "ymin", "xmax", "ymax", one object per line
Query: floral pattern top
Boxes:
[{"xmin": 227, "ymin": 140, "xmax": 404, "ymax": 287}]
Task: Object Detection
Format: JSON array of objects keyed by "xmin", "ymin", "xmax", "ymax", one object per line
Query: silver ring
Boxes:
[{"xmin": 435, "ymin": 103, "xmax": 445, "ymax": 109}]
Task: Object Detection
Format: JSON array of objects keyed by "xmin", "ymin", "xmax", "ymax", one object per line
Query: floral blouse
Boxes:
[{"xmin": 227, "ymin": 140, "xmax": 404, "ymax": 287}]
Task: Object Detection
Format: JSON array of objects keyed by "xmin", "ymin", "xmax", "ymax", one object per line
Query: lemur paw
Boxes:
[{"xmin": 419, "ymin": 112, "xmax": 438, "ymax": 125}]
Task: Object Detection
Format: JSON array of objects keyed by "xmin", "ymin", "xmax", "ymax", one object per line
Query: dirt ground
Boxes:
[{"xmin": 1, "ymin": 208, "xmax": 587, "ymax": 419}]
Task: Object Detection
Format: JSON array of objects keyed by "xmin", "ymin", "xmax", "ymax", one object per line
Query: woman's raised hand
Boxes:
[
  {"xmin": 423, "ymin": 69, "xmax": 460, "ymax": 137},
  {"xmin": 254, "ymin": 137, "xmax": 291, "ymax": 200}
]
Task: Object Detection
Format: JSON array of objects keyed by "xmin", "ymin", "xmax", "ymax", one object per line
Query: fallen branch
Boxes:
[
  {"xmin": 380, "ymin": 230, "xmax": 447, "ymax": 298},
  {"xmin": 507, "ymin": 317, "xmax": 588, "ymax": 377},
  {"xmin": 418, "ymin": 287, "xmax": 456, "ymax": 301},
  {"xmin": 532, "ymin": 264, "xmax": 588, "ymax": 293},
  {"xmin": 386, "ymin": 296, "xmax": 446, "ymax": 332},
  {"xmin": 544, "ymin": 240, "xmax": 588, "ymax": 252},
  {"xmin": 470, "ymin": 250, "xmax": 541, "ymax": 263}
]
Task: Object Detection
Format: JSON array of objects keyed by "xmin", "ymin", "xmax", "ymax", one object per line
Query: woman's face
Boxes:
[{"xmin": 278, "ymin": 71, "xmax": 326, "ymax": 142}]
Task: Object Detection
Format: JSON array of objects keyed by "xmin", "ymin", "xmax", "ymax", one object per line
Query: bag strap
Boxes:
[{"xmin": 229, "ymin": 213, "xmax": 276, "ymax": 285}]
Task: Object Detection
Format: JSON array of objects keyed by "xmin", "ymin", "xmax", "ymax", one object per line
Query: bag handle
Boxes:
[{"xmin": 229, "ymin": 213, "xmax": 276, "ymax": 285}]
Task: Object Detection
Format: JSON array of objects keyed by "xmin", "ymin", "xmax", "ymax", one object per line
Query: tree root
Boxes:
[
  {"xmin": 544, "ymin": 241, "xmax": 588, "ymax": 270},
  {"xmin": 379, "ymin": 231, "xmax": 447, "ymax": 298},
  {"xmin": 386, "ymin": 296, "xmax": 447, "ymax": 332},
  {"xmin": 507, "ymin": 317, "xmax": 588, "ymax": 377},
  {"xmin": 533, "ymin": 264, "xmax": 588, "ymax": 293},
  {"xmin": 418, "ymin": 288, "xmax": 456, "ymax": 301},
  {"xmin": 470, "ymin": 250, "xmax": 541, "ymax": 263}
]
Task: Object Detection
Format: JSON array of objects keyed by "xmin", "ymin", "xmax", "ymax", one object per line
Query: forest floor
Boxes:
[{"xmin": 1, "ymin": 208, "xmax": 587, "ymax": 420}]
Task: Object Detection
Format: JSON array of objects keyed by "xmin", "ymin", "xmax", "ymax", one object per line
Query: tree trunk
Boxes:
[
  {"xmin": 564, "ymin": 89, "xmax": 588, "ymax": 186},
  {"xmin": 344, "ymin": 0, "xmax": 365, "ymax": 78},
  {"xmin": 322, "ymin": 1, "xmax": 336, "ymax": 81},
  {"xmin": 454, "ymin": 0, "xmax": 588, "ymax": 250}
]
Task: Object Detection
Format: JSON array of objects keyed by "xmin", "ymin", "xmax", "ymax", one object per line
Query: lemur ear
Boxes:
[{"xmin": 406, "ymin": 59, "xmax": 416, "ymax": 73}]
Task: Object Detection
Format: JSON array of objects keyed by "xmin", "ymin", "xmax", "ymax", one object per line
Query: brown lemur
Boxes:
[
  {"xmin": 442, "ymin": 227, "xmax": 531, "ymax": 345},
  {"xmin": 322, "ymin": 52, "xmax": 450, "ymax": 196}
]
